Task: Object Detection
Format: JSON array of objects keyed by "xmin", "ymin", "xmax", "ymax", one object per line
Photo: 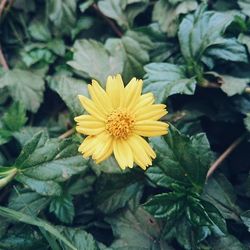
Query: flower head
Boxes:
[{"xmin": 75, "ymin": 74, "xmax": 168, "ymax": 170}]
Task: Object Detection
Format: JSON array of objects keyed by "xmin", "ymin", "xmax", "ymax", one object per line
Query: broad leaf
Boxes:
[
  {"xmin": 107, "ymin": 206, "xmax": 172, "ymax": 250},
  {"xmin": 50, "ymin": 194, "xmax": 75, "ymax": 224},
  {"xmin": 47, "ymin": 0, "xmax": 76, "ymax": 35},
  {"xmin": 48, "ymin": 75, "xmax": 88, "ymax": 116},
  {"xmin": 68, "ymin": 39, "xmax": 123, "ymax": 85},
  {"xmin": 98, "ymin": 0, "xmax": 149, "ymax": 29},
  {"xmin": 153, "ymin": 0, "xmax": 197, "ymax": 37},
  {"xmin": 144, "ymin": 63, "xmax": 196, "ymax": 103},
  {"xmin": 105, "ymin": 35, "xmax": 149, "ymax": 82},
  {"xmin": 14, "ymin": 131, "xmax": 89, "ymax": 196},
  {"xmin": 203, "ymin": 174, "xmax": 242, "ymax": 222},
  {"xmin": 147, "ymin": 125, "xmax": 214, "ymax": 190},
  {"xmin": 94, "ymin": 173, "xmax": 143, "ymax": 214},
  {"xmin": 178, "ymin": 5, "xmax": 248, "ymax": 65},
  {"xmin": 0, "ymin": 69, "xmax": 45, "ymax": 112}
]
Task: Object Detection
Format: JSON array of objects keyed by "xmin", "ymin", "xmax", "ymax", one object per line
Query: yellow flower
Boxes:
[{"xmin": 75, "ymin": 74, "xmax": 168, "ymax": 170}]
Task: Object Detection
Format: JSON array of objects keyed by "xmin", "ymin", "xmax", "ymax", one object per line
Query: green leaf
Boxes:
[
  {"xmin": 58, "ymin": 227, "xmax": 99, "ymax": 250},
  {"xmin": 152, "ymin": 0, "xmax": 197, "ymax": 37},
  {"xmin": 98, "ymin": 0, "xmax": 149, "ymax": 29},
  {"xmin": 220, "ymin": 75, "xmax": 249, "ymax": 96},
  {"xmin": 14, "ymin": 131, "xmax": 89, "ymax": 196},
  {"xmin": 107, "ymin": 206, "xmax": 172, "ymax": 250},
  {"xmin": 244, "ymin": 113, "xmax": 250, "ymax": 132},
  {"xmin": 2, "ymin": 102, "xmax": 27, "ymax": 132},
  {"xmin": 28, "ymin": 19, "xmax": 52, "ymax": 42},
  {"xmin": 0, "ymin": 69, "xmax": 45, "ymax": 113},
  {"xmin": 48, "ymin": 75, "xmax": 88, "ymax": 116},
  {"xmin": 240, "ymin": 210, "xmax": 250, "ymax": 230},
  {"xmin": 47, "ymin": 0, "xmax": 76, "ymax": 35},
  {"xmin": 144, "ymin": 192, "xmax": 186, "ymax": 219},
  {"xmin": 208, "ymin": 234, "xmax": 248, "ymax": 250},
  {"xmin": 0, "ymin": 206, "xmax": 78, "ymax": 250},
  {"xmin": 8, "ymin": 190, "xmax": 49, "ymax": 216},
  {"xmin": 105, "ymin": 35, "xmax": 149, "ymax": 82},
  {"xmin": 50, "ymin": 193, "xmax": 75, "ymax": 224},
  {"xmin": 238, "ymin": 0, "xmax": 250, "ymax": 16},
  {"xmin": 178, "ymin": 5, "xmax": 248, "ymax": 64},
  {"xmin": 68, "ymin": 39, "xmax": 123, "ymax": 85},
  {"xmin": 94, "ymin": 173, "xmax": 143, "ymax": 214},
  {"xmin": 143, "ymin": 63, "xmax": 196, "ymax": 103},
  {"xmin": 203, "ymin": 174, "xmax": 242, "ymax": 221},
  {"xmin": 147, "ymin": 125, "xmax": 214, "ymax": 189}
]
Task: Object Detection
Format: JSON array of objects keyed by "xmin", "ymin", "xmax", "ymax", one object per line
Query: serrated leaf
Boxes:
[
  {"xmin": 143, "ymin": 63, "xmax": 196, "ymax": 103},
  {"xmin": 105, "ymin": 35, "xmax": 149, "ymax": 82},
  {"xmin": 2, "ymin": 102, "xmax": 27, "ymax": 132},
  {"xmin": 144, "ymin": 192, "xmax": 185, "ymax": 219},
  {"xmin": 238, "ymin": 0, "xmax": 250, "ymax": 16},
  {"xmin": 8, "ymin": 190, "xmax": 49, "ymax": 216},
  {"xmin": 107, "ymin": 206, "xmax": 171, "ymax": 250},
  {"xmin": 14, "ymin": 131, "xmax": 88, "ymax": 196},
  {"xmin": 220, "ymin": 75, "xmax": 249, "ymax": 96},
  {"xmin": 147, "ymin": 125, "xmax": 213, "ymax": 189},
  {"xmin": 0, "ymin": 69, "xmax": 45, "ymax": 112},
  {"xmin": 94, "ymin": 173, "xmax": 143, "ymax": 214},
  {"xmin": 48, "ymin": 75, "xmax": 88, "ymax": 116},
  {"xmin": 28, "ymin": 19, "xmax": 52, "ymax": 42},
  {"xmin": 47, "ymin": 0, "xmax": 76, "ymax": 36},
  {"xmin": 59, "ymin": 227, "xmax": 99, "ymax": 250},
  {"xmin": 98, "ymin": 0, "xmax": 149, "ymax": 29},
  {"xmin": 203, "ymin": 174, "xmax": 242, "ymax": 221},
  {"xmin": 240, "ymin": 210, "xmax": 250, "ymax": 231},
  {"xmin": 50, "ymin": 194, "xmax": 75, "ymax": 224},
  {"xmin": 153, "ymin": 0, "xmax": 197, "ymax": 37},
  {"xmin": 0, "ymin": 206, "xmax": 78, "ymax": 250},
  {"xmin": 178, "ymin": 5, "xmax": 248, "ymax": 65},
  {"xmin": 68, "ymin": 39, "xmax": 123, "ymax": 85}
]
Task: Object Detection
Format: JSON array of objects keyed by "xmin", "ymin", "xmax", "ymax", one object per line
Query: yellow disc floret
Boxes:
[{"xmin": 106, "ymin": 109, "xmax": 135, "ymax": 139}]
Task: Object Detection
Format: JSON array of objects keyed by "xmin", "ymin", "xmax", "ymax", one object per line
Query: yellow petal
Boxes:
[
  {"xmin": 78, "ymin": 95, "xmax": 106, "ymax": 121},
  {"xmin": 135, "ymin": 104, "xmax": 167, "ymax": 121},
  {"xmin": 134, "ymin": 120, "xmax": 169, "ymax": 137},
  {"xmin": 76, "ymin": 115, "xmax": 105, "ymax": 129},
  {"xmin": 76, "ymin": 126, "xmax": 104, "ymax": 135},
  {"xmin": 131, "ymin": 93, "xmax": 154, "ymax": 113},
  {"xmin": 113, "ymin": 139, "xmax": 133, "ymax": 169},
  {"xmin": 124, "ymin": 78, "xmax": 143, "ymax": 111},
  {"xmin": 127, "ymin": 135, "xmax": 152, "ymax": 170},
  {"xmin": 106, "ymin": 74, "xmax": 124, "ymax": 109},
  {"xmin": 134, "ymin": 136, "xmax": 156, "ymax": 159},
  {"xmin": 88, "ymin": 80, "xmax": 113, "ymax": 114},
  {"xmin": 93, "ymin": 133, "xmax": 113, "ymax": 162}
]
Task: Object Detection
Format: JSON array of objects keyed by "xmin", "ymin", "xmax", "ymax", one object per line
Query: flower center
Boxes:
[{"xmin": 106, "ymin": 109, "xmax": 135, "ymax": 139}]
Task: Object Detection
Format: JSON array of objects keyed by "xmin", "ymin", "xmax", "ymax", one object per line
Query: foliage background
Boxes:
[{"xmin": 1, "ymin": 0, "xmax": 250, "ymax": 249}]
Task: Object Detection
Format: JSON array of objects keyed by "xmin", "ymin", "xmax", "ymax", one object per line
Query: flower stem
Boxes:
[{"xmin": 206, "ymin": 134, "xmax": 246, "ymax": 179}]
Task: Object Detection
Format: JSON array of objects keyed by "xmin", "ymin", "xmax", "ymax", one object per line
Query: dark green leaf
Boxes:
[
  {"xmin": 0, "ymin": 69, "xmax": 45, "ymax": 112},
  {"xmin": 144, "ymin": 63, "xmax": 196, "ymax": 103},
  {"xmin": 107, "ymin": 206, "xmax": 171, "ymax": 250},
  {"xmin": 68, "ymin": 39, "xmax": 123, "ymax": 85},
  {"xmin": 147, "ymin": 125, "xmax": 214, "ymax": 189},
  {"xmin": 50, "ymin": 194, "xmax": 75, "ymax": 224},
  {"xmin": 48, "ymin": 75, "xmax": 88, "ymax": 116}
]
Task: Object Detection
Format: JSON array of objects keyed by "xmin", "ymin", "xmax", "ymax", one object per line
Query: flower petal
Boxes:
[
  {"xmin": 134, "ymin": 120, "xmax": 169, "ymax": 137},
  {"xmin": 106, "ymin": 74, "xmax": 124, "ymax": 109},
  {"xmin": 135, "ymin": 104, "xmax": 167, "ymax": 121},
  {"xmin": 78, "ymin": 95, "xmax": 106, "ymax": 121},
  {"xmin": 113, "ymin": 139, "xmax": 133, "ymax": 169},
  {"xmin": 88, "ymin": 80, "xmax": 113, "ymax": 114},
  {"xmin": 131, "ymin": 93, "xmax": 154, "ymax": 113},
  {"xmin": 124, "ymin": 78, "xmax": 143, "ymax": 111},
  {"xmin": 93, "ymin": 133, "xmax": 113, "ymax": 163},
  {"xmin": 127, "ymin": 135, "xmax": 152, "ymax": 170}
]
